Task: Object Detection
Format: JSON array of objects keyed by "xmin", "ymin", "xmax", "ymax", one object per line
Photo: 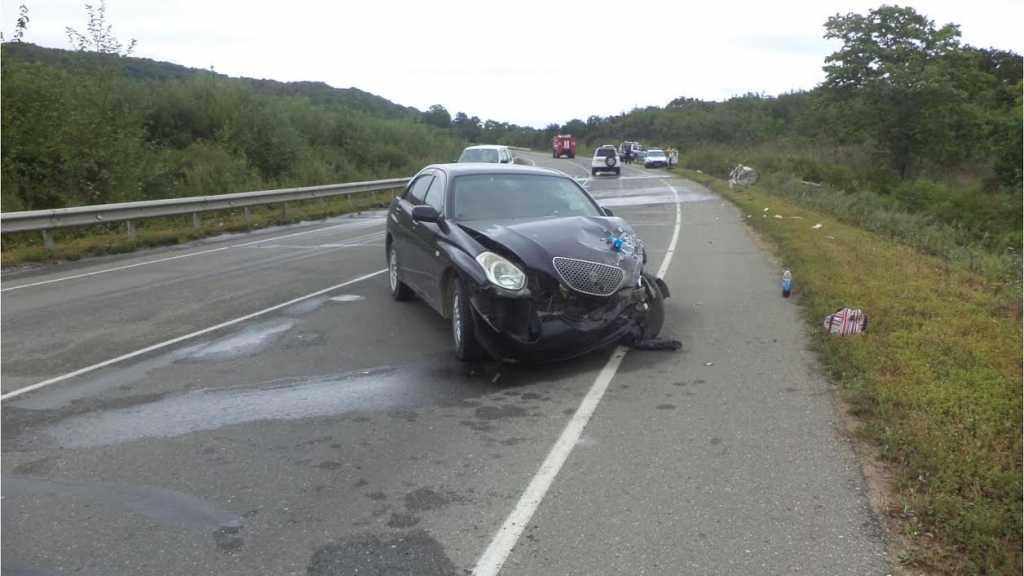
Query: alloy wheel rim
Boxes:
[
  {"xmin": 389, "ymin": 250, "xmax": 398, "ymax": 292},
  {"xmin": 452, "ymin": 289, "xmax": 462, "ymax": 345}
]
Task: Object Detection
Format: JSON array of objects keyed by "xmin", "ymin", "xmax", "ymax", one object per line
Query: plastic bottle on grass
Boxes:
[{"xmin": 782, "ymin": 269, "xmax": 792, "ymax": 298}]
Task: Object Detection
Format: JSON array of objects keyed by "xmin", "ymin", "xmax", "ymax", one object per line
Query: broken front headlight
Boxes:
[{"xmin": 475, "ymin": 251, "xmax": 526, "ymax": 291}]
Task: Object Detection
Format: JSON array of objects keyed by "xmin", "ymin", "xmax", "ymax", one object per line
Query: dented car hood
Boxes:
[{"xmin": 457, "ymin": 215, "xmax": 645, "ymax": 288}]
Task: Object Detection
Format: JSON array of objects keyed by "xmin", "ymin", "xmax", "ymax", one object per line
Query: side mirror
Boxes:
[
  {"xmin": 411, "ymin": 205, "xmax": 441, "ymax": 223},
  {"xmin": 602, "ymin": 207, "xmax": 614, "ymax": 216}
]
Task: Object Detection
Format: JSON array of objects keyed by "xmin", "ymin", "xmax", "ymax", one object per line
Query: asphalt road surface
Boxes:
[{"xmin": 1, "ymin": 151, "xmax": 894, "ymax": 575}]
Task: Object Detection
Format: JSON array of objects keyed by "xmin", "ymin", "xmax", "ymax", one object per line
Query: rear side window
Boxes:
[{"xmin": 404, "ymin": 174, "xmax": 434, "ymax": 205}]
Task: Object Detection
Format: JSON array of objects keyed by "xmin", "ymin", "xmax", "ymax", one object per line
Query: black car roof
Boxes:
[{"xmin": 421, "ymin": 163, "xmax": 567, "ymax": 178}]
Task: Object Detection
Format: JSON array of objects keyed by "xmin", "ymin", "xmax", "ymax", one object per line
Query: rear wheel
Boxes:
[
  {"xmin": 451, "ymin": 278, "xmax": 485, "ymax": 360},
  {"xmin": 591, "ymin": 168, "xmax": 598, "ymax": 176},
  {"xmin": 614, "ymin": 167, "xmax": 621, "ymax": 176},
  {"xmin": 388, "ymin": 245, "xmax": 414, "ymax": 301}
]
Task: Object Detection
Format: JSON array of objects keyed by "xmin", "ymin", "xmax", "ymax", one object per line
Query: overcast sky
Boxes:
[{"xmin": 3, "ymin": 0, "xmax": 1022, "ymax": 128}]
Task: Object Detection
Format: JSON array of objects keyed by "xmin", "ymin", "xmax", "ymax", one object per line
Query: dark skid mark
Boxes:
[
  {"xmin": 404, "ymin": 488, "xmax": 464, "ymax": 512},
  {"xmin": 499, "ymin": 437, "xmax": 527, "ymax": 446},
  {"xmin": 475, "ymin": 405, "xmax": 526, "ymax": 420},
  {"xmin": 1, "ymin": 475, "xmax": 241, "ymax": 529},
  {"xmin": 214, "ymin": 526, "xmax": 245, "ymax": 553},
  {"xmin": 387, "ymin": 512, "xmax": 420, "ymax": 528},
  {"xmin": 460, "ymin": 420, "xmax": 496, "ymax": 432},
  {"xmin": 656, "ymin": 404, "xmax": 676, "ymax": 410},
  {"xmin": 710, "ymin": 437, "xmax": 723, "ymax": 445},
  {"xmin": 307, "ymin": 530, "xmax": 457, "ymax": 576},
  {"xmin": 367, "ymin": 491, "xmax": 387, "ymax": 502}
]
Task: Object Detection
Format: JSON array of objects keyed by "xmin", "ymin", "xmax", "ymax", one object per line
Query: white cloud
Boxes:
[{"xmin": 3, "ymin": 0, "xmax": 1022, "ymax": 128}]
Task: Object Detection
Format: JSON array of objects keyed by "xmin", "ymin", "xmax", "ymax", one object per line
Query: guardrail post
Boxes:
[
  {"xmin": 243, "ymin": 207, "xmax": 251, "ymax": 222},
  {"xmin": 126, "ymin": 220, "xmax": 136, "ymax": 239},
  {"xmin": 319, "ymin": 198, "xmax": 326, "ymax": 212},
  {"xmin": 42, "ymin": 229, "xmax": 54, "ymax": 251},
  {"xmin": 347, "ymin": 195, "xmax": 353, "ymax": 209},
  {"xmin": 284, "ymin": 202, "xmax": 291, "ymax": 217},
  {"xmin": 193, "ymin": 213, "xmax": 201, "ymax": 229}
]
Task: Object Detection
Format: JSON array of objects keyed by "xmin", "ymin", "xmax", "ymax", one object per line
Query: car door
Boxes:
[
  {"xmin": 391, "ymin": 171, "xmax": 435, "ymax": 294},
  {"xmin": 409, "ymin": 171, "xmax": 449, "ymax": 312}
]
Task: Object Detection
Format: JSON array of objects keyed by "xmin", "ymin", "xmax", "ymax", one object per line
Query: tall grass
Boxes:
[{"xmin": 684, "ymin": 169, "xmax": 1022, "ymax": 575}]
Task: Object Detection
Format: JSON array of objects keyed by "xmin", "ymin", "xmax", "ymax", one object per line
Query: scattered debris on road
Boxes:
[
  {"xmin": 630, "ymin": 338, "xmax": 683, "ymax": 351},
  {"xmin": 812, "ymin": 223, "xmax": 822, "ymax": 229}
]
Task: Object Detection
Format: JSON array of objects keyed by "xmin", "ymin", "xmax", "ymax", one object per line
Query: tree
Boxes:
[
  {"xmin": 1, "ymin": 4, "xmax": 29, "ymax": 43},
  {"xmin": 422, "ymin": 104, "xmax": 451, "ymax": 129},
  {"xmin": 66, "ymin": 0, "xmax": 136, "ymax": 56},
  {"xmin": 821, "ymin": 5, "xmax": 986, "ymax": 180}
]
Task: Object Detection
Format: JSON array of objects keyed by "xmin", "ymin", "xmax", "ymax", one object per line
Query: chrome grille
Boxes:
[{"xmin": 552, "ymin": 257, "xmax": 625, "ymax": 297}]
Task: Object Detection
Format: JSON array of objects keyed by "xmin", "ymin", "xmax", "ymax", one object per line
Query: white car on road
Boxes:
[
  {"xmin": 591, "ymin": 145, "xmax": 621, "ymax": 176},
  {"xmin": 644, "ymin": 149, "xmax": 669, "ymax": 168}
]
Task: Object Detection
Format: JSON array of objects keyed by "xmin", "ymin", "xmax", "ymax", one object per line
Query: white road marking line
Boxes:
[
  {"xmin": 472, "ymin": 180, "xmax": 683, "ymax": 576},
  {"xmin": 656, "ymin": 180, "xmax": 682, "ymax": 279},
  {"xmin": 0, "ymin": 246, "xmax": 234, "ymax": 292},
  {"xmin": 471, "ymin": 347, "xmax": 629, "ymax": 576},
  {"xmin": 0, "ymin": 269, "xmax": 387, "ymax": 402},
  {"xmin": 0, "ymin": 218, "xmax": 385, "ymax": 293}
]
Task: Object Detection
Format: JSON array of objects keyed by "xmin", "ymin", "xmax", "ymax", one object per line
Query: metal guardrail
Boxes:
[{"xmin": 0, "ymin": 178, "xmax": 411, "ymax": 250}]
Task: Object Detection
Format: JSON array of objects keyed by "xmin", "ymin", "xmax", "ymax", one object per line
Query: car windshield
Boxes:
[
  {"xmin": 647, "ymin": 150, "xmax": 665, "ymax": 158},
  {"xmin": 451, "ymin": 174, "xmax": 602, "ymax": 221},
  {"xmin": 458, "ymin": 148, "xmax": 500, "ymax": 163},
  {"xmin": 596, "ymin": 148, "xmax": 616, "ymax": 157}
]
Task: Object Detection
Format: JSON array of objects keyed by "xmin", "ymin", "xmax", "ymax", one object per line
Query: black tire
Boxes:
[
  {"xmin": 604, "ymin": 156, "xmax": 615, "ymax": 167},
  {"xmin": 568, "ymin": 153, "xmax": 575, "ymax": 159},
  {"xmin": 451, "ymin": 278, "xmax": 486, "ymax": 360},
  {"xmin": 614, "ymin": 167, "xmax": 621, "ymax": 176},
  {"xmin": 388, "ymin": 244, "xmax": 414, "ymax": 301},
  {"xmin": 591, "ymin": 168, "xmax": 598, "ymax": 176},
  {"xmin": 641, "ymin": 273, "xmax": 665, "ymax": 339},
  {"xmin": 553, "ymin": 151, "xmax": 557, "ymax": 158}
]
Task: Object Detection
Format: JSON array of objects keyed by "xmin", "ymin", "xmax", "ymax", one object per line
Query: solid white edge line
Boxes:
[
  {"xmin": 656, "ymin": 180, "xmax": 682, "ymax": 279},
  {"xmin": 472, "ymin": 179, "xmax": 683, "ymax": 576},
  {"xmin": 0, "ymin": 269, "xmax": 387, "ymax": 402},
  {"xmin": 0, "ymin": 218, "xmax": 385, "ymax": 293}
]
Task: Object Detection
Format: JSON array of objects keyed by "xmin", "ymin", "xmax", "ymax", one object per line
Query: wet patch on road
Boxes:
[
  {"xmin": 187, "ymin": 319, "xmax": 295, "ymax": 362},
  {"xmin": 1, "ymin": 475, "xmax": 242, "ymax": 529},
  {"xmin": 21, "ymin": 365, "xmax": 488, "ymax": 450},
  {"xmin": 307, "ymin": 530, "xmax": 457, "ymax": 576}
]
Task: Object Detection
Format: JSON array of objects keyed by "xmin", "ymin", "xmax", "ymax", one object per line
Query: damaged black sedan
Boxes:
[{"xmin": 385, "ymin": 163, "xmax": 673, "ymax": 363}]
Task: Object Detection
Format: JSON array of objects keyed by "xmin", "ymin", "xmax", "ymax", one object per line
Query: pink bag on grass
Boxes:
[{"xmin": 824, "ymin": 307, "xmax": 868, "ymax": 336}]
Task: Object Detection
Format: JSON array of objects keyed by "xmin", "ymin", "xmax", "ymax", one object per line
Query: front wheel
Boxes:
[
  {"xmin": 641, "ymin": 273, "xmax": 665, "ymax": 339},
  {"xmin": 388, "ymin": 245, "xmax": 414, "ymax": 301},
  {"xmin": 451, "ymin": 278, "xmax": 486, "ymax": 360}
]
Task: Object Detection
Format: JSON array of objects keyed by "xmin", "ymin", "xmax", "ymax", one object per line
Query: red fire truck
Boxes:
[{"xmin": 552, "ymin": 134, "xmax": 577, "ymax": 159}]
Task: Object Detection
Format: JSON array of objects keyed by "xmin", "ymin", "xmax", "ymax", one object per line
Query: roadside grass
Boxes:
[
  {"xmin": 0, "ymin": 189, "xmax": 400, "ymax": 267},
  {"xmin": 680, "ymin": 169, "xmax": 1023, "ymax": 575}
]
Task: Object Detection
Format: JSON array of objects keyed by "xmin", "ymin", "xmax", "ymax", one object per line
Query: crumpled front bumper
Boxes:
[{"xmin": 467, "ymin": 286, "xmax": 642, "ymax": 364}]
